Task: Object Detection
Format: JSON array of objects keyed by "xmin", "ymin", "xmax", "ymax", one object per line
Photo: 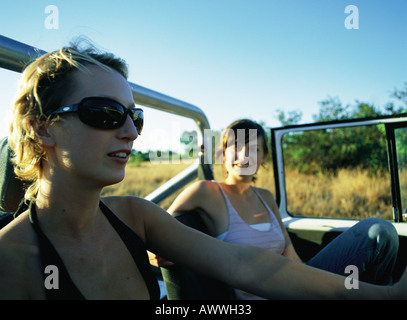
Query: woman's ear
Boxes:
[{"xmin": 30, "ymin": 120, "xmax": 55, "ymax": 147}]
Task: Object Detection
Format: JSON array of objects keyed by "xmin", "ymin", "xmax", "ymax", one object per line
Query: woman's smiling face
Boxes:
[{"xmin": 224, "ymin": 131, "xmax": 265, "ymax": 178}]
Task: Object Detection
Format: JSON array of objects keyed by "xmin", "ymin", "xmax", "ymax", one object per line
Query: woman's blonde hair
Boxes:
[{"xmin": 8, "ymin": 41, "xmax": 129, "ymax": 203}]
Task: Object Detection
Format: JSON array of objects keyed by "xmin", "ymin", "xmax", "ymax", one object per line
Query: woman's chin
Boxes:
[{"xmin": 234, "ymin": 164, "xmax": 256, "ymax": 176}]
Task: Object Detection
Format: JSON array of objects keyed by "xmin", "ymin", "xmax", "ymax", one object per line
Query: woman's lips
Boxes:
[
  {"xmin": 107, "ymin": 149, "xmax": 131, "ymax": 163},
  {"xmin": 233, "ymin": 162, "xmax": 249, "ymax": 168}
]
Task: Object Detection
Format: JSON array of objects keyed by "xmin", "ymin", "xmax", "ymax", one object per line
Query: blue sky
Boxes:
[{"xmin": 0, "ymin": 0, "xmax": 406, "ymax": 152}]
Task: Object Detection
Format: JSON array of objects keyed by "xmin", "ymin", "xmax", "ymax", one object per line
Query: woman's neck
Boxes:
[
  {"xmin": 34, "ymin": 176, "xmax": 103, "ymax": 239},
  {"xmin": 224, "ymin": 175, "xmax": 253, "ymax": 195}
]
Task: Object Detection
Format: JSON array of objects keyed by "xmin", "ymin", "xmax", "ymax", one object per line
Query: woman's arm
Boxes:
[
  {"xmin": 167, "ymin": 180, "xmax": 209, "ymax": 214},
  {"xmin": 138, "ymin": 197, "xmax": 400, "ymax": 299},
  {"xmin": 257, "ymin": 188, "xmax": 303, "ymax": 262},
  {"xmin": 147, "ymin": 180, "xmax": 211, "ymax": 267}
]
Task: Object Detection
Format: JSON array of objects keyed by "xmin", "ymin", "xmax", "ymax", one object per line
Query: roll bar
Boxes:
[{"xmin": 0, "ymin": 35, "xmax": 213, "ymax": 203}]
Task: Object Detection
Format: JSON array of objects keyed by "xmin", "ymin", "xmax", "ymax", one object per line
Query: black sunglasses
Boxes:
[{"xmin": 46, "ymin": 97, "xmax": 144, "ymax": 134}]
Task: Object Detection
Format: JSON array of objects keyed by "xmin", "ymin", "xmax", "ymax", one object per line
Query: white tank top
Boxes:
[
  {"xmin": 213, "ymin": 182, "xmax": 286, "ymax": 300},
  {"xmin": 214, "ymin": 182, "xmax": 285, "ymax": 254}
]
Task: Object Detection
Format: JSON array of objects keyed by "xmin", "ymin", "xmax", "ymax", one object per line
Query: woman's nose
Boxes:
[
  {"xmin": 235, "ymin": 146, "xmax": 248, "ymax": 161},
  {"xmin": 117, "ymin": 115, "xmax": 139, "ymax": 141}
]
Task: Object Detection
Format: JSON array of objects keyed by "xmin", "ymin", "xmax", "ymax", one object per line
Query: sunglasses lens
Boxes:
[
  {"xmin": 78, "ymin": 98, "xmax": 143, "ymax": 132},
  {"xmin": 131, "ymin": 109, "xmax": 144, "ymax": 134},
  {"xmin": 79, "ymin": 98, "xmax": 127, "ymax": 129}
]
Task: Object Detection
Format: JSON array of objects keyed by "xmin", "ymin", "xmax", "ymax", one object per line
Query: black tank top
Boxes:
[{"xmin": 29, "ymin": 201, "xmax": 160, "ymax": 300}]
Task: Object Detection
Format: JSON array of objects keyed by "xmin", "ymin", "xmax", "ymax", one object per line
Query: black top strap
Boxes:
[
  {"xmin": 29, "ymin": 201, "xmax": 160, "ymax": 300},
  {"xmin": 99, "ymin": 201, "xmax": 160, "ymax": 300},
  {"xmin": 29, "ymin": 203, "xmax": 85, "ymax": 300}
]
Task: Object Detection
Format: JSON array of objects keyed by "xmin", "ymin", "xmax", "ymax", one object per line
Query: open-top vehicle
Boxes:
[{"xmin": 1, "ymin": 35, "xmax": 406, "ymax": 299}]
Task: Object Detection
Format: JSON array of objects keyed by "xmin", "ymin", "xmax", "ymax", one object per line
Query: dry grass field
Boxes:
[
  {"xmin": 284, "ymin": 168, "xmax": 392, "ymax": 220},
  {"xmin": 102, "ymin": 161, "xmax": 393, "ymax": 220},
  {"xmin": 101, "ymin": 161, "xmax": 192, "ymax": 209}
]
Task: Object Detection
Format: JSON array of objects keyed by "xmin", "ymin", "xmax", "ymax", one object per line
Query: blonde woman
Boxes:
[{"xmin": 0, "ymin": 43, "xmax": 406, "ymax": 299}]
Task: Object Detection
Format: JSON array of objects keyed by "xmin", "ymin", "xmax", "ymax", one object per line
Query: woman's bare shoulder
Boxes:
[
  {"xmin": 168, "ymin": 180, "xmax": 222, "ymax": 213},
  {"xmin": 101, "ymin": 195, "xmax": 160, "ymax": 218},
  {"xmin": 0, "ymin": 212, "xmax": 43, "ymax": 299},
  {"xmin": 186, "ymin": 180, "xmax": 221, "ymax": 198},
  {"xmin": 0, "ymin": 210, "xmax": 36, "ymax": 245},
  {"xmin": 101, "ymin": 195, "xmax": 165, "ymax": 241}
]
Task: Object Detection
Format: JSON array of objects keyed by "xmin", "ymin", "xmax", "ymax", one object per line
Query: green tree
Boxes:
[
  {"xmin": 276, "ymin": 82, "xmax": 407, "ymax": 174},
  {"xmin": 276, "ymin": 109, "xmax": 303, "ymax": 126}
]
